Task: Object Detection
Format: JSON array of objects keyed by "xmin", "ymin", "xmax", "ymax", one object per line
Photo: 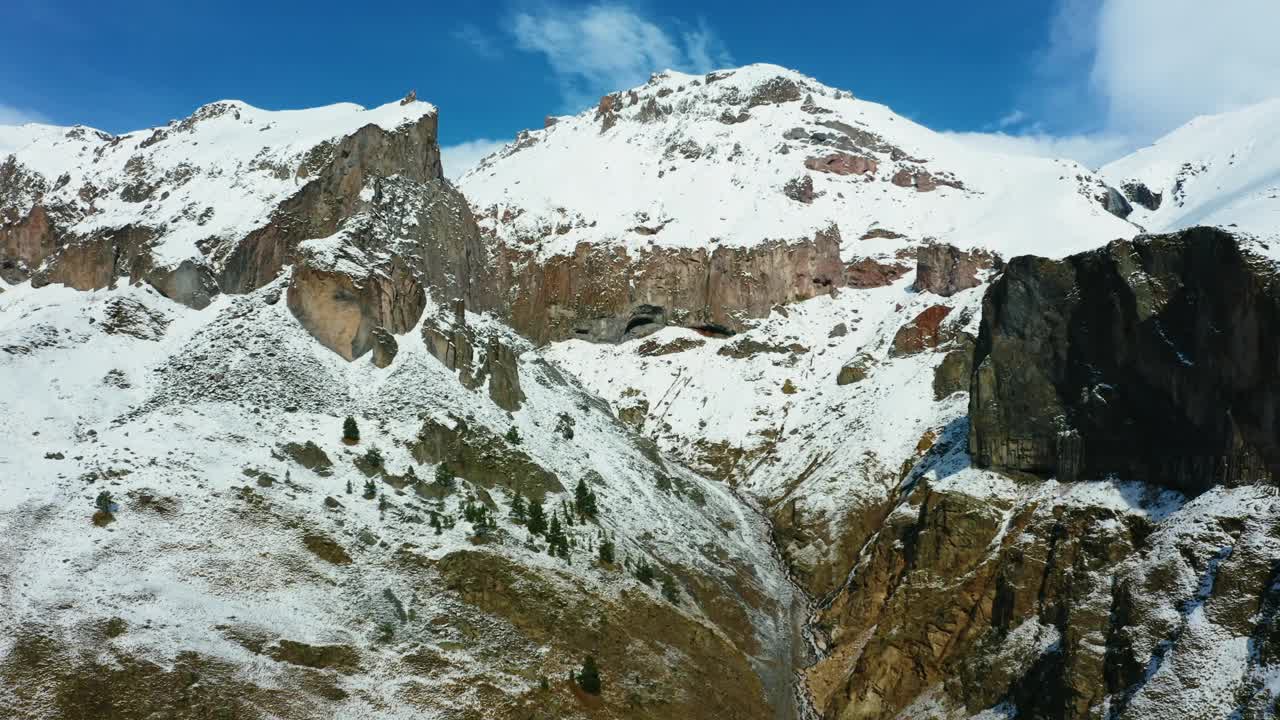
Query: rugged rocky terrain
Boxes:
[{"xmin": 4, "ymin": 64, "xmax": 1280, "ymax": 720}]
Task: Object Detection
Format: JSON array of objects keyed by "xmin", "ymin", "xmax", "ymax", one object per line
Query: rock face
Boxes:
[
  {"xmin": 912, "ymin": 243, "xmax": 1001, "ymax": 297},
  {"xmin": 421, "ymin": 302, "xmax": 526, "ymax": 411},
  {"xmin": 370, "ymin": 327, "xmax": 398, "ymax": 368},
  {"xmin": 286, "ymin": 258, "xmax": 425, "ymax": 361},
  {"xmin": 1100, "ymin": 185, "xmax": 1135, "ymax": 219},
  {"xmin": 1122, "ymin": 181, "xmax": 1163, "ymax": 211},
  {"xmin": 970, "ymin": 227, "xmax": 1279, "ymax": 492},
  {"xmin": 217, "ymin": 112, "xmax": 447, "ymax": 295},
  {"xmin": 502, "ymin": 226, "xmax": 845, "ymax": 344},
  {"xmin": 2, "ymin": 100, "xmax": 499, "ymax": 347}
]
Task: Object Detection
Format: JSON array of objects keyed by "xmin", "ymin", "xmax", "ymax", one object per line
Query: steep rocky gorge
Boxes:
[{"xmin": 797, "ymin": 228, "xmax": 1280, "ymax": 719}]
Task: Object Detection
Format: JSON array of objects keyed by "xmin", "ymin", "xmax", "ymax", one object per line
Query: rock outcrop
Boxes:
[
  {"xmin": 286, "ymin": 257, "xmax": 425, "ymax": 361},
  {"xmin": 912, "ymin": 243, "xmax": 1002, "ymax": 297},
  {"xmin": 502, "ymin": 226, "xmax": 845, "ymax": 344},
  {"xmin": 217, "ymin": 111, "xmax": 447, "ymax": 295},
  {"xmin": 970, "ymin": 227, "xmax": 1279, "ymax": 492},
  {"xmin": 421, "ymin": 301, "xmax": 526, "ymax": 411},
  {"xmin": 804, "ymin": 152, "xmax": 878, "ymax": 176}
]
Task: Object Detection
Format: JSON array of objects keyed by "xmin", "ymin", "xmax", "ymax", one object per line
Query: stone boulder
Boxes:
[{"xmin": 969, "ymin": 227, "xmax": 1279, "ymax": 492}]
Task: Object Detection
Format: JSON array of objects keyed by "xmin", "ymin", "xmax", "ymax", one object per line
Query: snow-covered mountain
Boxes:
[
  {"xmin": 4, "ymin": 63, "xmax": 1280, "ymax": 720},
  {"xmin": 460, "ymin": 63, "xmax": 1136, "ymax": 262},
  {"xmin": 1102, "ymin": 96, "xmax": 1280, "ymax": 244}
]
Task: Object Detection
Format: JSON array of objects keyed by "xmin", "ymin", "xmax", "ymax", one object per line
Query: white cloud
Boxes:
[
  {"xmin": 962, "ymin": 0, "xmax": 1280, "ymax": 168},
  {"xmin": 440, "ymin": 138, "xmax": 507, "ymax": 180},
  {"xmin": 1088, "ymin": 0, "xmax": 1280, "ymax": 137},
  {"xmin": 994, "ymin": 109, "xmax": 1028, "ymax": 130},
  {"xmin": 509, "ymin": 3, "xmax": 731, "ymax": 111},
  {"xmin": 943, "ymin": 130, "xmax": 1138, "ymax": 170},
  {"xmin": 453, "ymin": 23, "xmax": 502, "ymax": 60},
  {"xmin": 0, "ymin": 103, "xmax": 44, "ymax": 127}
]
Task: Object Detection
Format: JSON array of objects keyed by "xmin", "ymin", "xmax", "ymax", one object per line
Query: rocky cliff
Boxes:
[
  {"xmin": 1, "ymin": 99, "xmax": 500, "ymax": 361},
  {"xmin": 970, "ymin": 227, "xmax": 1279, "ymax": 493}
]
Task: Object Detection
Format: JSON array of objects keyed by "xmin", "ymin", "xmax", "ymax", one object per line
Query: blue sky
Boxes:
[{"xmin": 4, "ymin": 0, "xmax": 1280, "ymax": 172}]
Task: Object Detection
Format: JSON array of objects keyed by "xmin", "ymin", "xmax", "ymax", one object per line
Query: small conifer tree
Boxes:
[
  {"xmin": 635, "ymin": 559, "xmax": 656, "ymax": 586},
  {"xmin": 510, "ymin": 492, "xmax": 528, "ymax": 524},
  {"xmin": 434, "ymin": 463, "xmax": 455, "ymax": 489},
  {"xmin": 574, "ymin": 478, "xmax": 598, "ymax": 519},
  {"xmin": 661, "ymin": 574, "xmax": 681, "ymax": 604},
  {"xmin": 527, "ymin": 497, "xmax": 547, "ymax": 536},
  {"xmin": 577, "ymin": 656, "xmax": 602, "ymax": 695},
  {"xmin": 363, "ymin": 479, "xmax": 377, "ymax": 500},
  {"xmin": 95, "ymin": 490, "xmax": 114, "ymax": 515},
  {"xmin": 599, "ymin": 536, "xmax": 615, "ymax": 564},
  {"xmin": 505, "ymin": 426, "xmax": 522, "ymax": 444},
  {"xmin": 343, "ymin": 416, "xmax": 360, "ymax": 443}
]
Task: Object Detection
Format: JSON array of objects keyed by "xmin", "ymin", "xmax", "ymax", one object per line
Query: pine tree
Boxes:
[
  {"xmin": 546, "ymin": 515, "xmax": 563, "ymax": 556},
  {"xmin": 661, "ymin": 574, "xmax": 681, "ymax": 604},
  {"xmin": 345, "ymin": 479, "xmax": 353, "ymax": 494},
  {"xmin": 510, "ymin": 492, "xmax": 527, "ymax": 524},
  {"xmin": 434, "ymin": 463, "xmax": 454, "ymax": 489},
  {"xmin": 576, "ymin": 656, "xmax": 602, "ymax": 695},
  {"xmin": 378, "ymin": 493, "xmax": 389, "ymax": 514},
  {"xmin": 343, "ymin": 416, "xmax": 360, "ymax": 443},
  {"xmin": 94, "ymin": 490, "xmax": 114, "ymax": 515},
  {"xmin": 599, "ymin": 536, "xmax": 615, "ymax": 564},
  {"xmin": 364, "ymin": 445, "xmax": 383, "ymax": 468},
  {"xmin": 574, "ymin": 477, "xmax": 598, "ymax": 519},
  {"xmin": 505, "ymin": 426, "xmax": 521, "ymax": 444},
  {"xmin": 363, "ymin": 479, "xmax": 377, "ymax": 500},
  {"xmin": 635, "ymin": 559, "xmax": 656, "ymax": 586},
  {"xmin": 527, "ymin": 497, "xmax": 547, "ymax": 536}
]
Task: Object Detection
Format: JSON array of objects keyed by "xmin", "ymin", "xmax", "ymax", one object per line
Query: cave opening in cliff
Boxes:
[{"xmin": 691, "ymin": 323, "xmax": 735, "ymax": 338}]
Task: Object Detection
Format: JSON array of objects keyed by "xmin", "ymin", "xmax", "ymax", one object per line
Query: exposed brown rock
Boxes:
[
  {"xmin": 218, "ymin": 111, "xmax": 450, "ymax": 295},
  {"xmin": 501, "ymin": 226, "xmax": 845, "ymax": 344},
  {"xmin": 286, "ymin": 258, "xmax": 425, "ymax": 361},
  {"xmin": 636, "ymin": 336, "xmax": 706, "ymax": 356},
  {"xmin": 844, "ymin": 257, "xmax": 910, "ymax": 288},
  {"xmin": 804, "ymin": 152, "xmax": 878, "ymax": 176},
  {"xmin": 302, "ymin": 533, "xmax": 351, "ymax": 565},
  {"xmin": 748, "ymin": 76, "xmax": 803, "ymax": 107},
  {"xmin": 859, "ymin": 227, "xmax": 907, "ymax": 241},
  {"xmin": 889, "ymin": 304, "xmax": 953, "ymax": 356},
  {"xmin": 595, "ymin": 94, "xmax": 619, "ymax": 133}
]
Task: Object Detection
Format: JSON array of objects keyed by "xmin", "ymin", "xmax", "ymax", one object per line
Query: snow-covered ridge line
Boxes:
[{"xmin": 0, "ymin": 94, "xmax": 437, "ymax": 272}]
